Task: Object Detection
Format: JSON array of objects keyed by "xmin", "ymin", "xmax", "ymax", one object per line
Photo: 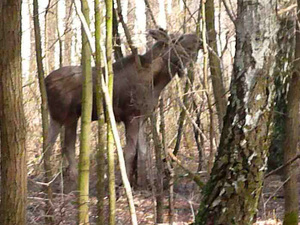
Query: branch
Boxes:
[
  {"xmin": 221, "ymin": 0, "xmax": 236, "ymax": 25},
  {"xmin": 144, "ymin": 0, "xmax": 157, "ymax": 27},
  {"xmin": 115, "ymin": 0, "xmax": 138, "ymax": 56},
  {"xmin": 168, "ymin": 151, "xmax": 204, "ymax": 187},
  {"xmin": 265, "ymin": 153, "xmax": 300, "ymax": 178}
]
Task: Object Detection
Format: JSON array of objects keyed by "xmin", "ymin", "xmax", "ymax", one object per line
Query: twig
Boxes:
[
  {"xmin": 168, "ymin": 151, "xmax": 204, "ymax": 187},
  {"xmin": 144, "ymin": 0, "xmax": 157, "ymax": 27},
  {"xmin": 278, "ymin": 4, "xmax": 297, "ymax": 15},
  {"xmin": 264, "ymin": 176, "xmax": 290, "ymax": 207},
  {"xmin": 221, "ymin": 0, "xmax": 236, "ymax": 25},
  {"xmin": 265, "ymin": 153, "xmax": 300, "ymax": 178}
]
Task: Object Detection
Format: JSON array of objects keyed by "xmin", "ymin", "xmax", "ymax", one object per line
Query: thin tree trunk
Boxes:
[
  {"xmin": 151, "ymin": 112, "xmax": 164, "ymax": 224},
  {"xmin": 0, "ymin": 0, "xmax": 27, "ymax": 224},
  {"xmin": 195, "ymin": 0, "xmax": 278, "ymax": 224},
  {"xmin": 95, "ymin": 0, "xmax": 106, "ymax": 224},
  {"xmin": 28, "ymin": 0, "xmax": 37, "ymax": 80},
  {"xmin": 45, "ymin": 0, "xmax": 58, "ymax": 74},
  {"xmin": 160, "ymin": 95, "xmax": 175, "ymax": 224},
  {"xmin": 116, "ymin": 0, "xmax": 139, "ymax": 59},
  {"xmin": 105, "ymin": 0, "xmax": 116, "ymax": 224},
  {"xmin": 113, "ymin": 5, "xmax": 123, "ymax": 60},
  {"xmin": 64, "ymin": 0, "xmax": 73, "ymax": 66},
  {"xmin": 282, "ymin": 1, "xmax": 300, "ymax": 223},
  {"xmin": 201, "ymin": 1, "xmax": 215, "ymax": 173},
  {"xmin": 205, "ymin": 0, "xmax": 227, "ymax": 131},
  {"xmin": 78, "ymin": 0, "xmax": 92, "ymax": 223},
  {"xmin": 268, "ymin": 17, "xmax": 294, "ymax": 171},
  {"xmin": 173, "ymin": 79, "xmax": 189, "ymax": 156},
  {"xmin": 33, "ymin": 0, "xmax": 53, "ymax": 223}
]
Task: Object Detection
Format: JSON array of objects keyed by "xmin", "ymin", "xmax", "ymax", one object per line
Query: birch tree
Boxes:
[{"xmin": 195, "ymin": 0, "xmax": 278, "ymax": 224}]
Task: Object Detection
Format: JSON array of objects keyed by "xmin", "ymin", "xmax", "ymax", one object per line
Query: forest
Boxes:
[{"xmin": 0, "ymin": 0, "xmax": 299, "ymax": 224}]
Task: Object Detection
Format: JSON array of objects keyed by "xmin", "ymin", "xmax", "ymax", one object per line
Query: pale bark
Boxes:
[{"xmin": 195, "ymin": 0, "xmax": 278, "ymax": 224}]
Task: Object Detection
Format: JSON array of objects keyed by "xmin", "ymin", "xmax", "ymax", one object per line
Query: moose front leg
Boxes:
[
  {"xmin": 124, "ymin": 118, "xmax": 140, "ymax": 185},
  {"xmin": 136, "ymin": 121, "xmax": 148, "ymax": 188},
  {"xmin": 63, "ymin": 120, "xmax": 78, "ymax": 181}
]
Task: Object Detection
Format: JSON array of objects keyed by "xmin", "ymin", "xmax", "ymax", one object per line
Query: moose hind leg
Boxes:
[
  {"xmin": 124, "ymin": 118, "xmax": 139, "ymax": 185},
  {"xmin": 63, "ymin": 120, "xmax": 78, "ymax": 181},
  {"xmin": 46, "ymin": 118, "xmax": 61, "ymax": 156}
]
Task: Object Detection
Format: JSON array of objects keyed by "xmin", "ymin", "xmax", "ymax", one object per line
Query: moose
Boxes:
[{"xmin": 45, "ymin": 28, "xmax": 201, "ymax": 186}]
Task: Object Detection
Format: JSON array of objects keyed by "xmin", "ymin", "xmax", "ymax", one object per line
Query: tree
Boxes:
[
  {"xmin": 195, "ymin": 0, "xmax": 278, "ymax": 224},
  {"xmin": 94, "ymin": 0, "xmax": 106, "ymax": 224},
  {"xmin": 282, "ymin": 1, "xmax": 300, "ymax": 224},
  {"xmin": 105, "ymin": 0, "xmax": 116, "ymax": 224},
  {"xmin": 0, "ymin": 0, "xmax": 27, "ymax": 224},
  {"xmin": 44, "ymin": 0, "xmax": 58, "ymax": 74},
  {"xmin": 205, "ymin": 0, "xmax": 227, "ymax": 131},
  {"xmin": 78, "ymin": 0, "xmax": 92, "ymax": 223},
  {"xmin": 33, "ymin": 0, "xmax": 53, "ymax": 223}
]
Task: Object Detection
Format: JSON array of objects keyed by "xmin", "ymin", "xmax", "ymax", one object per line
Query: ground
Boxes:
[{"xmin": 26, "ymin": 162, "xmax": 300, "ymax": 225}]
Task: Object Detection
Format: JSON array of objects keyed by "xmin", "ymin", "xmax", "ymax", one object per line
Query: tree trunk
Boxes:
[
  {"xmin": 195, "ymin": 0, "xmax": 278, "ymax": 224},
  {"xmin": 268, "ymin": 17, "xmax": 294, "ymax": 171},
  {"xmin": 78, "ymin": 0, "xmax": 92, "ymax": 224},
  {"xmin": 282, "ymin": 1, "xmax": 300, "ymax": 223},
  {"xmin": 113, "ymin": 4, "xmax": 123, "ymax": 60},
  {"xmin": 106, "ymin": 0, "xmax": 116, "ymax": 224},
  {"xmin": 0, "ymin": 0, "xmax": 27, "ymax": 224},
  {"xmin": 205, "ymin": 0, "xmax": 227, "ymax": 131},
  {"xmin": 95, "ymin": 0, "xmax": 106, "ymax": 224},
  {"xmin": 151, "ymin": 113, "xmax": 164, "ymax": 223},
  {"xmin": 33, "ymin": 0, "xmax": 53, "ymax": 223},
  {"xmin": 45, "ymin": 0, "xmax": 58, "ymax": 74},
  {"xmin": 64, "ymin": 0, "xmax": 73, "ymax": 66}
]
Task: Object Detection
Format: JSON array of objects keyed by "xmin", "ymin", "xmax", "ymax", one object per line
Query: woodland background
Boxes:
[{"xmin": 0, "ymin": 0, "xmax": 299, "ymax": 224}]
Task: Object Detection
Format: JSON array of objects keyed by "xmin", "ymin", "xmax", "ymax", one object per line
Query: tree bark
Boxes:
[
  {"xmin": 0, "ymin": 0, "xmax": 27, "ymax": 224},
  {"xmin": 106, "ymin": 0, "xmax": 116, "ymax": 224},
  {"xmin": 151, "ymin": 112, "xmax": 164, "ymax": 223},
  {"xmin": 195, "ymin": 0, "xmax": 278, "ymax": 224},
  {"xmin": 45, "ymin": 0, "xmax": 58, "ymax": 74},
  {"xmin": 205, "ymin": 0, "xmax": 227, "ymax": 131},
  {"xmin": 78, "ymin": 0, "xmax": 92, "ymax": 224},
  {"xmin": 268, "ymin": 17, "xmax": 294, "ymax": 171},
  {"xmin": 95, "ymin": 0, "xmax": 106, "ymax": 224},
  {"xmin": 64, "ymin": 0, "xmax": 73, "ymax": 66},
  {"xmin": 282, "ymin": 1, "xmax": 300, "ymax": 223},
  {"xmin": 33, "ymin": 0, "xmax": 53, "ymax": 223}
]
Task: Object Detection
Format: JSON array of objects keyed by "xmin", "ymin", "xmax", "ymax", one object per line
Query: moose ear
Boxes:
[{"xmin": 148, "ymin": 28, "xmax": 170, "ymax": 43}]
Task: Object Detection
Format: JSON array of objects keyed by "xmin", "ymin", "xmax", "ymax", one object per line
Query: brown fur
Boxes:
[{"xmin": 45, "ymin": 29, "xmax": 201, "ymax": 184}]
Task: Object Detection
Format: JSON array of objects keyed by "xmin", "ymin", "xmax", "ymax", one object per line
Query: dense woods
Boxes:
[{"xmin": 0, "ymin": 0, "xmax": 299, "ymax": 224}]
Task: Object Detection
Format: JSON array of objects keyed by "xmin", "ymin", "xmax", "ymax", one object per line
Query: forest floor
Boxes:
[{"xmin": 26, "ymin": 162, "xmax": 299, "ymax": 225}]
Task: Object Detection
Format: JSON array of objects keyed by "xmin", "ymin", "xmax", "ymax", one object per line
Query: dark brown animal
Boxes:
[{"xmin": 45, "ymin": 29, "xmax": 201, "ymax": 184}]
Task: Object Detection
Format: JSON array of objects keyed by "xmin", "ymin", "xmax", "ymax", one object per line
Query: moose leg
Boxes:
[
  {"xmin": 136, "ymin": 121, "xmax": 148, "ymax": 188},
  {"xmin": 124, "ymin": 118, "xmax": 139, "ymax": 185},
  {"xmin": 46, "ymin": 118, "xmax": 61, "ymax": 155},
  {"xmin": 63, "ymin": 120, "xmax": 78, "ymax": 181}
]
